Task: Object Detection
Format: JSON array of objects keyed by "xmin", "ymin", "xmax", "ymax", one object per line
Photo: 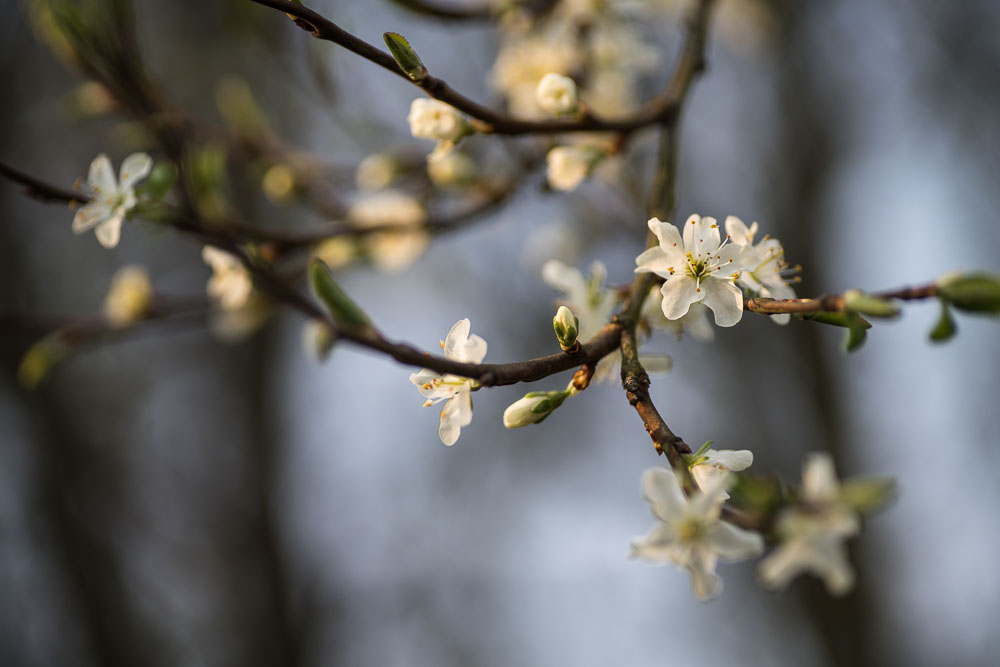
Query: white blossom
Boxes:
[
  {"xmin": 758, "ymin": 453, "xmax": 860, "ymax": 596},
  {"xmin": 407, "ymin": 98, "xmax": 469, "ymax": 143},
  {"xmin": 546, "ymin": 145, "xmax": 603, "ymax": 191},
  {"xmin": 632, "ymin": 468, "xmax": 764, "ymax": 601},
  {"xmin": 635, "ymin": 215, "xmax": 747, "ymax": 327},
  {"xmin": 103, "ymin": 265, "xmax": 153, "ymax": 327},
  {"xmin": 725, "ymin": 215, "xmax": 796, "ymax": 325},
  {"xmin": 536, "ymin": 72, "xmax": 579, "ymax": 115},
  {"xmin": 72, "ymin": 152, "xmax": 152, "ymax": 248},
  {"xmin": 202, "ymin": 245, "xmax": 252, "ymax": 311},
  {"xmin": 640, "ymin": 286, "xmax": 715, "ymax": 342},
  {"xmin": 347, "ymin": 191, "xmax": 429, "ymax": 273},
  {"xmin": 410, "ymin": 318, "xmax": 487, "ymax": 446},
  {"xmin": 689, "ymin": 448, "xmax": 754, "ymax": 501}
]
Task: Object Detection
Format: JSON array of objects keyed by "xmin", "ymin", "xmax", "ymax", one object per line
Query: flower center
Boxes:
[{"xmin": 676, "ymin": 517, "xmax": 706, "ymax": 542}]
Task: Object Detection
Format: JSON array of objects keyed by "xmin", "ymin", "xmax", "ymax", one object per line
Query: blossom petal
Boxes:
[
  {"xmin": 630, "ymin": 523, "xmax": 678, "ymax": 562},
  {"xmin": 688, "ymin": 553, "xmax": 722, "ymax": 601},
  {"xmin": 660, "ymin": 275, "xmax": 702, "ymax": 320},
  {"xmin": 87, "ymin": 154, "xmax": 117, "ymax": 193},
  {"xmin": 802, "ymin": 452, "xmax": 840, "ymax": 503},
  {"xmin": 680, "ymin": 304, "xmax": 715, "ymax": 342},
  {"xmin": 438, "ymin": 387, "xmax": 472, "ymax": 446},
  {"xmin": 634, "ymin": 246, "xmax": 668, "ymax": 274},
  {"xmin": 119, "ymin": 152, "xmax": 152, "ymax": 189},
  {"xmin": 443, "ymin": 318, "xmax": 471, "ymax": 359},
  {"xmin": 72, "ymin": 201, "xmax": 112, "ymax": 233},
  {"xmin": 458, "ymin": 333, "xmax": 488, "ymax": 364},
  {"xmin": 542, "ymin": 260, "xmax": 586, "ymax": 300},
  {"xmin": 682, "ymin": 214, "xmax": 721, "ymax": 256},
  {"xmin": 724, "ymin": 215, "xmax": 753, "ymax": 245},
  {"xmin": 699, "ymin": 280, "xmax": 743, "ymax": 327},
  {"xmin": 640, "ymin": 467, "xmax": 686, "ymax": 522},
  {"xmin": 705, "ymin": 522, "xmax": 764, "ymax": 561},
  {"xmin": 706, "ymin": 449, "xmax": 753, "ymax": 471},
  {"xmin": 94, "ymin": 214, "xmax": 123, "ymax": 248},
  {"xmin": 647, "ymin": 217, "xmax": 683, "ymax": 251}
]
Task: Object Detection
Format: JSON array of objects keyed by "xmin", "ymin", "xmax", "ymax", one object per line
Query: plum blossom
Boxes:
[
  {"xmin": 758, "ymin": 453, "xmax": 860, "ymax": 596},
  {"xmin": 202, "ymin": 246, "xmax": 252, "ymax": 311},
  {"xmin": 688, "ymin": 448, "xmax": 754, "ymax": 501},
  {"xmin": 347, "ymin": 191, "xmax": 428, "ymax": 273},
  {"xmin": 410, "ymin": 318, "xmax": 487, "ymax": 446},
  {"xmin": 640, "ymin": 286, "xmax": 715, "ymax": 342},
  {"xmin": 635, "ymin": 215, "xmax": 747, "ymax": 327},
  {"xmin": 72, "ymin": 152, "xmax": 152, "ymax": 248},
  {"xmin": 632, "ymin": 468, "xmax": 764, "ymax": 601},
  {"xmin": 725, "ymin": 215, "xmax": 796, "ymax": 324}
]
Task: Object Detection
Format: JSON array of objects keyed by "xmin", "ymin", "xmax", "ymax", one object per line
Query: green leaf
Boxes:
[
  {"xmin": 840, "ymin": 477, "xmax": 897, "ymax": 514},
  {"xmin": 383, "ymin": 32, "xmax": 428, "ymax": 82},
  {"xmin": 800, "ymin": 311, "xmax": 862, "ymax": 328},
  {"xmin": 929, "ymin": 299, "xmax": 957, "ymax": 343},
  {"xmin": 308, "ymin": 259, "xmax": 371, "ymax": 330},
  {"xmin": 137, "ymin": 161, "xmax": 178, "ymax": 201},
  {"xmin": 937, "ymin": 272, "xmax": 1000, "ymax": 314},
  {"xmin": 844, "ymin": 312, "xmax": 870, "ymax": 352},
  {"xmin": 844, "ymin": 289, "xmax": 901, "ymax": 318}
]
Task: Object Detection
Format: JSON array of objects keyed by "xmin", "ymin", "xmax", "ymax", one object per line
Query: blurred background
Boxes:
[{"xmin": 2, "ymin": 0, "xmax": 999, "ymax": 665}]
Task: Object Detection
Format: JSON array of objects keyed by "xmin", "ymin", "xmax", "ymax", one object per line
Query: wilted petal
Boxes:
[
  {"xmin": 119, "ymin": 152, "xmax": 152, "ymax": 189},
  {"xmin": 700, "ymin": 280, "xmax": 743, "ymax": 327},
  {"xmin": 640, "ymin": 467, "xmax": 687, "ymax": 522}
]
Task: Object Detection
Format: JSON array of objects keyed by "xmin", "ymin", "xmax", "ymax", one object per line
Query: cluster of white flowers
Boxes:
[
  {"xmin": 410, "ymin": 318, "xmax": 488, "ymax": 446},
  {"xmin": 633, "ymin": 448, "xmax": 865, "ymax": 601},
  {"xmin": 636, "ymin": 214, "xmax": 795, "ymax": 327},
  {"xmin": 491, "ymin": 1, "xmax": 657, "ymax": 119},
  {"xmin": 72, "ymin": 152, "xmax": 152, "ymax": 248},
  {"xmin": 407, "ymin": 98, "xmax": 471, "ymax": 160}
]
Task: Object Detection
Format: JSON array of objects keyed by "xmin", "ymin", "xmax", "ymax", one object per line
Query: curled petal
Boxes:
[{"xmin": 119, "ymin": 152, "xmax": 152, "ymax": 189}]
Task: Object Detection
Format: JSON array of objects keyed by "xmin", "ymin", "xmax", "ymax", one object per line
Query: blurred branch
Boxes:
[
  {"xmin": 0, "ymin": 159, "xmax": 87, "ymax": 204},
  {"xmin": 247, "ymin": 0, "xmax": 714, "ymax": 136},
  {"xmin": 387, "ymin": 0, "xmax": 495, "ymax": 21}
]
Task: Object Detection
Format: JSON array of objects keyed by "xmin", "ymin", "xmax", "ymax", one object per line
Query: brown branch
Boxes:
[
  {"xmin": 0, "ymin": 160, "xmax": 88, "ymax": 205},
  {"xmin": 246, "ymin": 0, "xmax": 710, "ymax": 136},
  {"xmin": 746, "ymin": 282, "xmax": 940, "ymax": 315},
  {"xmin": 617, "ymin": 0, "xmax": 715, "ymax": 468}
]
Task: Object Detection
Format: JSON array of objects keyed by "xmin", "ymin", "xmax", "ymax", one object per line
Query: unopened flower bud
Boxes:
[
  {"xmin": 408, "ymin": 98, "xmax": 470, "ymax": 143},
  {"xmin": 502, "ymin": 389, "xmax": 571, "ymax": 428},
  {"xmin": 553, "ymin": 305, "xmax": 579, "ymax": 350},
  {"xmin": 536, "ymin": 72, "xmax": 579, "ymax": 116}
]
